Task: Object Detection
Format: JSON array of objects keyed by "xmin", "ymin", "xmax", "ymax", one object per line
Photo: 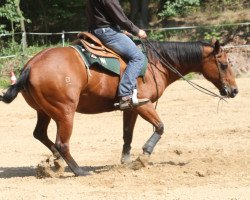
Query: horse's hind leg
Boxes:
[
  {"xmin": 33, "ymin": 111, "xmax": 60, "ymax": 157},
  {"xmin": 31, "ymin": 95, "xmax": 85, "ymax": 176},
  {"xmin": 121, "ymin": 110, "xmax": 138, "ymax": 164},
  {"xmin": 54, "ymin": 110, "xmax": 89, "ymax": 176}
]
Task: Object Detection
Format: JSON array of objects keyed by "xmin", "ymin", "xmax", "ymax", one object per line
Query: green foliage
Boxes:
[
  {"xmin": 184, "ymin": 72, "xmax": 196, "ymax": 80},
  {"xmin": 0, "ymin": 0, "xmax": 30, "ymax": 34},
  {"xmin": 0, "ymin": 24, "xmax": 5, "ymax": 33},
  {"xmin": 192, "ymin": 25, "xmax": 237, "ymax": 42},
  {"xmin": 159, "ymin": 0, "xmax": 200, "ymax": 18},
  {"xmin": 201, "ymin": 0, "xmax": 247, "ymax": 11},
  {"xmin": 148, "ymin": 31, "xmax": 166, "ymax": 41},
  {"xmin": 0, "ymin": 0, "xmax": 18, "ymax": 33},
  {"xmin": 0, "ymin": 78, "xmax": 10, "ymax": 88},
  {"xmin": 0, "ymin": 41, "xmax": 21, "ymax": 57},
  {"xmin": 204, "ymin": 28, "xmax": 221, "ymax": 41},
  {"xmin": 0, "ymin": 1, "xmax": 19, "ymax": 20}
]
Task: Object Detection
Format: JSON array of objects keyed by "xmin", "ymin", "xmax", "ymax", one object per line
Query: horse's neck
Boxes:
[
  {"xmin": 146, "ymin": 41, "xmax": 205, "ymax": 99},
  {"xmin": 156, "ymin": 60, "xmax": 195, "ymax": 87},
  {"xmin": 149, "ymin": 41, "xmax": 202, "ymax": 87},
  {"xmin": 169, "ymin": 64, "xmax": 195, "ymax": 83}
]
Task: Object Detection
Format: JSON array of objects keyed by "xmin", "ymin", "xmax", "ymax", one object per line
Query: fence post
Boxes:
[
  {"xmin": 247, "ymin": 25, "xmax": 249, "ymax": 37},
  {"xmin": 62, "ymin": 31, "xmax": 65, "ymax": 47},
  {"xmin": 21, "ymin": 31, "xmax": 27, "ymax": 55}
]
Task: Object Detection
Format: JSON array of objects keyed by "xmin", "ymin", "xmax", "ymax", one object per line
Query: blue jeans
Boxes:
[{"xmin": 93, "ymin": 27, "xmax": 145, "ymax": 97}]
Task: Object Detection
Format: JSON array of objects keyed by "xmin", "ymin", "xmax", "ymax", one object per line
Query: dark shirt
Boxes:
[{"xmin": 86, "ymin": 0, "xmax": 140, "ymax": 35}]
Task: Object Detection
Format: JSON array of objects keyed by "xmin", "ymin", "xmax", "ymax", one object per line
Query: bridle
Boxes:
[
  {"xmin": 142, "ymin": 39, "xmax": 228, "ymax": 103},
  {"xmin": 214, "ymin": 50, "xmax": 229, "ymax": 96}
]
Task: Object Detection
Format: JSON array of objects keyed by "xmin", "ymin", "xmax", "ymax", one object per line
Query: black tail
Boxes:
[{"xmin": 0, "ymin": 67, "xmax": 30, "ymax": 104}]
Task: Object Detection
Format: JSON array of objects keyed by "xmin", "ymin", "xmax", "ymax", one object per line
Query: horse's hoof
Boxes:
[
  {"xmin": 74, "ymin": 168, "xmax": 91, "ymax": 176},
  {"xmin": 130, "ymin": 153, "xmax": 150, "ymax": 170},
  {"xmin": 54, "ymin": 157, "xmax": 65, "ymax": 170},
  {"xmin": 137, "ymin": 153, "xmax": 150, "ymax": 167},
  {"xmin": 121, "ymin": 153, "xmax": 131, "ymax": 164}
]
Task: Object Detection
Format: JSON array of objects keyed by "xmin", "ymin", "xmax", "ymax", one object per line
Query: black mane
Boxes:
[{"xmin": 148, "ymin": 41, "xmax": 213, "ymax": 67}]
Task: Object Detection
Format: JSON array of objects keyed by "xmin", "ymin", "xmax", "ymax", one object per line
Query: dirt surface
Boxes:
[{"xmin": 0, "ymin": 78, "xmax": 249, "ymax": 200}]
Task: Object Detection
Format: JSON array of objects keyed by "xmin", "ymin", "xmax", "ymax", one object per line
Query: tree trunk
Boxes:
[
  {"xmin": 38, "ymin": 0, "xmax": 49, "ymax": 44},
  {"xmin": 130, "ymin": 0, "xmax": 149, "ymax": 28},
  {"xmin": 14, "ymin": 0, "xmax": 27, "ymax": 52},
  {"xmin": 158, "ymin": 0, "xmax": 165, "ymax": 12},
  {"xmin": 11, "ymin": 20, "xmax": 15, "ymax": 44}
]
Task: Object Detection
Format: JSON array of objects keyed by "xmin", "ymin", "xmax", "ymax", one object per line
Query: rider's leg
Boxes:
[{"xmin": 92, "ymin": 27, "xmax": 149, "ymax": 109}]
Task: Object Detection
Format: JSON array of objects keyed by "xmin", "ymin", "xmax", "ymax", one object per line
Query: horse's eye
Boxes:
[{"xmin": 220, "ymin": 63, "xmax": 228, "ymax": 70}]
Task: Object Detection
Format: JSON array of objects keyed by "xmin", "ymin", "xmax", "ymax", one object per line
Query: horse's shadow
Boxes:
[
  {"xmin": 0, "ymin": 160, "xmax": 189, "ymax": 179},
  {"xmin": 0, "ymin": 166, "xmax": 36, "ymax": 178},
  {"xmin": 0, "ymin": 165, "xmax": 116, "ymax": 179}
]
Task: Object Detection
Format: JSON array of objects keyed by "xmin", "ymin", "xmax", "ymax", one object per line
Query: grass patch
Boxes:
[
  {"xmin": 0, "ymin": 77, "xmax": 10, "ymax": 88},
  {"xmin": 184, "ymin": 72, "xmax": 196, "ymax": 80}
]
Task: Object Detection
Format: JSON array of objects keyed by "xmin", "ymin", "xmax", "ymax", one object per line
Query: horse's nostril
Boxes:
[
  {"xmin": 233, "ymin": 88, "xmax": 239, "ymax": 95},
  {"xmin": 230, "ymin": 88, "xmax": 239, "ymax": 98}
]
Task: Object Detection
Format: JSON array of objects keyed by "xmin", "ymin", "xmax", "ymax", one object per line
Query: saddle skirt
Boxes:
[{"xmin": 71, "ymin": 32, "xmax": 148, "ymax": 76}]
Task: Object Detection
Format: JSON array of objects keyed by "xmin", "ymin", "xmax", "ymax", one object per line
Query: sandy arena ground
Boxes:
[{"xmin": 0, "ymin": 78, "xmax": 249, "ymax": 200}]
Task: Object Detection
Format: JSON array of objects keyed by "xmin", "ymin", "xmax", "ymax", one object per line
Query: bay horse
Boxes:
[{"xmin": 0, "ymin": 39, "xmax": 238, "ymax": 176}]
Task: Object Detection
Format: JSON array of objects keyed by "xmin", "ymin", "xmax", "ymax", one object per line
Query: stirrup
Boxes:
[
  {"xmin": 114, "ymin": 97, "xmax": 149, "ymax": 110},
  {"xmin": 114, "ymin": 89, "xmax": 149, "ymax": 110}
]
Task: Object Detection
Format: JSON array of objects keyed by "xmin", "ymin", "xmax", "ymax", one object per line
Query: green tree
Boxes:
[
  {"xmin": 0, "ymin": 0, "xmax": 20, "ymax": 35},
  {"xmin": 0, "ymin": 0, "xmax": 29, "ymax": 49},
  {"xmin": 159, "ymin": 0, "xmax": 200, "ymax": 18}
]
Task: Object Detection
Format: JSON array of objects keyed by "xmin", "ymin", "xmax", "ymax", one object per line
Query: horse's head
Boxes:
[{"xmin": 201, "ymin": 40, "xmax": 238, "ymax": 98}]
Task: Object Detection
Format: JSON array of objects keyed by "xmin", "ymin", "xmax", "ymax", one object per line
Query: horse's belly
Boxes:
[{"xmin": 76, "ymin": 95, "xmax": 117, "ymax": 114}]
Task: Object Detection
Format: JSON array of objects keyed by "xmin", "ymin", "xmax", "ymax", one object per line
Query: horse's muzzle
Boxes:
[{"xmin": 220, "ymin": 85, "xmax": 239, "ymax": 98}]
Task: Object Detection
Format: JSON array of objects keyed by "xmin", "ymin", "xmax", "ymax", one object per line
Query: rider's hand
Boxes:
[
  {"xmin": 137, "ymin": 29, "xmax": 147, "ymax": 39},
  {"xmin": 123, "ymin": 30, "xmax": 133, "ymax": 37}
]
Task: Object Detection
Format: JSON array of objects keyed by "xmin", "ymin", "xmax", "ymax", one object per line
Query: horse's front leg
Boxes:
[
  {"xmin": 134, "ymin": 102, "xmax": 164, "ymax": 165},
  {"xmin": 121, "ymin": 110, "xmax": 138, "ymax": 164}
]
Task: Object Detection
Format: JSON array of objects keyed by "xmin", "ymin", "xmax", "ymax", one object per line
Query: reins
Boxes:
[{"xmin": 142, "ymin": 39, "xmax": 228, "ymax": 104}]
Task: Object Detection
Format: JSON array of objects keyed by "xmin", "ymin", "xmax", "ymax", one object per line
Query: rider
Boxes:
[{"xmin": 86, "ymin": 0, "xmax": 149, "ymax": 110}]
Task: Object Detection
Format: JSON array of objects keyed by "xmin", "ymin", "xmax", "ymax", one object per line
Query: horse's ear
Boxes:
[
  {"xmin": 211, "ymin": 38, "xmax": 217, "ymax": 45},
  {"xmin": 213, "ymin": 39, "xmax": 220, "ymax": 54}
]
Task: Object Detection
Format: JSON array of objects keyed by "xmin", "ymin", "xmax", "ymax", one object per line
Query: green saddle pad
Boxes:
[{"xmin": 72, "ymin": 45, "xmax": 148, "ymax": 77}]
